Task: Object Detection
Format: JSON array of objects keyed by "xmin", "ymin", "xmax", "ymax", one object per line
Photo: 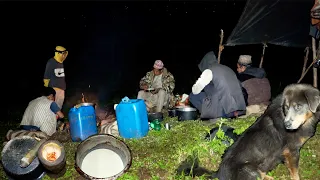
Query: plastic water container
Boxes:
[
  {"xmin": 68, "ymin": 103, "xmax": 98, "ymax": 142},
  {"xmin": 116, "ymin": 97, "xmax": 149, "ymax": 139}
]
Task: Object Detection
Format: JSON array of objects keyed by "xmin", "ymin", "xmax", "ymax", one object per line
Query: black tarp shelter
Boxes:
[{"xmin": 225, "ymin": 0, "xmax": 314, "ymax": 48}]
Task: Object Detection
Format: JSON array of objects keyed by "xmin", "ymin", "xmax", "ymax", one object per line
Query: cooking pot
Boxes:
[
  {"xmin": 148, "ymin": 112, "xmax": 164, "ymax": 122},
  {"xmin": 1, "ymin": 136, "xmax": 45, "ymax": 180},
  {"xmin": 75, "ymin": 134, "xmax": 132, "ymax": 179},
  {"xmin": 176, "ymin": 107, "xmax": 198, "ymax": 121},
  {"xmin": 168, "ymin": 109, "xmax": 177, "ymax": 117}
]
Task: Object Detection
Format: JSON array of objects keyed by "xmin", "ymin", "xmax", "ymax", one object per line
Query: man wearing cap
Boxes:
[
  {"xmin": 236, "ymin": 55, "xmax": 271, "ymax": 107},
  {"xmin": 189, "ymin": 51, "xmax": 246, "ymax": 120},
  {"xmin": 43, "ymin": 46, "xmax": 68, "ymax": 109},
  {"xmin": 138, "ymin": 60, "xmax": 175, "ymax": 113}
]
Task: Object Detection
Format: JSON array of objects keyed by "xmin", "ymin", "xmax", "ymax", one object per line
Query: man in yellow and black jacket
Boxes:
[{"xmin": 43, "ymin": 46, "xmax": 68, "ymax": 109}]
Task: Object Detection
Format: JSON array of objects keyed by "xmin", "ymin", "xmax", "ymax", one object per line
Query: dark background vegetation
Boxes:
[{"xmin": 3, "ymin": 1, "xmax": 316, "ymax": 121}]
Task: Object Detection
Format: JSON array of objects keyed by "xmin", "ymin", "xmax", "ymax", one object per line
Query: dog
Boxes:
[{"xmin": 181, "ymin": 83, "xmax": 320, "ymax": 180}]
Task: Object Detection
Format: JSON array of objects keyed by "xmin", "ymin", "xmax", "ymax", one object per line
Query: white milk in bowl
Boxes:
[{"xmin": 81, "ymin": 148, "xmax": 124, "ymax": 178}]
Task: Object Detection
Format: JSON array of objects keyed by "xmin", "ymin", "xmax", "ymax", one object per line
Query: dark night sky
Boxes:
[{"xmin": 3, "ymin": 1, "xmax": 316, "ymax": 113}]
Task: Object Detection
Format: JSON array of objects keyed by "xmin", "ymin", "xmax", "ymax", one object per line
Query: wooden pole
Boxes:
[
  {"xmin": 259, "ymin": 43, "xmax": 268, "ymax": 68},
  {"xmin": 312, "ymin": 37, "xmax": 318, "ymax": 88},
  {"xmin": 300, "ymin": 47, "xmax": 309, "ymax": 78},
  {"xmin": 217, "ymin": 29, "xmax": 224, "ymax": 64},
  {"xmin": 298, "ymin": 60, "xmax": 317, "ymax": 83}
]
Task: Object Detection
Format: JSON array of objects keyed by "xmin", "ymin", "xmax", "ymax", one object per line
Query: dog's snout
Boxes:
[{"xmin": 284, "ymin": 120, "xmax": 292, "ymax": 129}]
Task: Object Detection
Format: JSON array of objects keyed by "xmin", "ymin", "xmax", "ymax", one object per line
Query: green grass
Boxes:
[{"xmin": 1, "ymin": 116, "xmax": 320, "ymax": 180}]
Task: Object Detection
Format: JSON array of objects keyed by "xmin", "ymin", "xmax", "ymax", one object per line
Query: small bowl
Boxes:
[
  {"xmin": 168, "ymin": 109, "xmax": 177, "ymax": 117},
  {"xmin": 148, "ymin": 112, "xmax": 164, "ymax": 122}
]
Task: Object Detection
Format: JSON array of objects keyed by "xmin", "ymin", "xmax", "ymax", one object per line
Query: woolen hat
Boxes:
[
  {"xmin": 153, "ymin": 60, "xmax": 164, "ymax": 69},
  {"xmin": 238, "ymin": 55, "xmax": 252, "ymax": 66}
]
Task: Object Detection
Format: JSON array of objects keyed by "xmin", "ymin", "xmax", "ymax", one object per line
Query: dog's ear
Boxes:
[
  {"xmin": 304, "ymin": 89, "xmax": 320, "ymax": 113},
  {"xmin": 282, "ymin": 88, "xmax": 292, "ymax": 107}
]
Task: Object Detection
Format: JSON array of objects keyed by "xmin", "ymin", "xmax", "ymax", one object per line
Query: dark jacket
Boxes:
[
  {"xmin": 238, "ymin": 67, "xmax": 271, "ymax": 106},
  {"xmin": 198, "ymin": 51, "xmax": 246, "ymax": 119}
]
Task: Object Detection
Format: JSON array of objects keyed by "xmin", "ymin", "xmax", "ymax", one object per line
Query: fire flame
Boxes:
[{"xmin": 81, "ymin": 93, "xmax": 87, "ymax": 103}]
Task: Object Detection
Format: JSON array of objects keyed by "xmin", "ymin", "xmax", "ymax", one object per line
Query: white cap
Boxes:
[{"xmin": 238, "ymin": 55, "xmax": 252, "ymax": 66}]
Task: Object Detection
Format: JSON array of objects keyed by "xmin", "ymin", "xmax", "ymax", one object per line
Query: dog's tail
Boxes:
[{"xmin": 176, "ymin": 153, "xmax": 217, "ymax": 179}]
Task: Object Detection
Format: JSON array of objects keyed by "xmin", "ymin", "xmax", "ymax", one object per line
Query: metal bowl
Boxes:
[
  {"xmin": 148, "ymin": 112, "xmax": 164, "ymax": 122},
  {"xmin": 75, "ymin": 134, "xmax": 132, "ymax": 180},
  {"xmin": 168, "ymin": 109, "xmax": 177, "ymax": 117},
  {"xmin": 176, "ymin": 107, "xmax": 198, "ymax": 121},
  {"xmin": 77, "ymin": 103, "xmax": 95, "ymax": 107},
  {"xmin": 176, "ymin": 107, "xmax": 197, "ymax": 112}
]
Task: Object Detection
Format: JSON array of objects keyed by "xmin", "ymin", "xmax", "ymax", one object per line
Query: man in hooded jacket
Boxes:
[{"xmin": 189, "ymin": 51, "xmax": 246, "ymax": 120}]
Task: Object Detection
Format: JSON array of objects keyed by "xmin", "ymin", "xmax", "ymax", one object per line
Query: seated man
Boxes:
[
  {"xmin": 137, "ymin": 60, "xmax": 175, "ymax": 113},
  {"xmin": 236, "ymin": 55, "xmax": 271, "ymax": 106},
  {"xmin": 20, "ymin": 87, "xmax": 64, "ymax": 136},
  {"xmin": 189, "ymin": 51, "xmax": 246, "ymax": 120}
]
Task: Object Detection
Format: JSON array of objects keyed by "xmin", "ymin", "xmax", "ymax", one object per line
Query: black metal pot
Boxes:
[
  {"xmin": 1, "ymin": 136, "xmax": 45, "ymax": 180},
  {"xmin": 176, "ymin": 107, "xmax": 198, "ymax": 121},
  {"xmin": 148, "ymin": 112, "xmax": 164, "ymax": 122},
  {"xmin": 168, "ymin": 109, "xmax": 178, "ymax": 117}
]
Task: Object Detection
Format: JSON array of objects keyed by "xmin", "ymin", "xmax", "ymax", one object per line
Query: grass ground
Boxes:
[{"xmin": 0, "ymin": 116, "xmax": 320, "ymax": 180}]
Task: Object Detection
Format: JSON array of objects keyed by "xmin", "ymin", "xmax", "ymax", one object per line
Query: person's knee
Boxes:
[
  {"xmin": 158, "ymin": 89, "xmax": 165, "ymax": 95},
  {"xmin": 158, "ymin": 89, "xmax": 166, "ymax": 99},
  {"xmin": 137, "ymin": 90, "xmax": 145, "ymax": 99},
  {"xmin": 189, "ymin": 93, "xmax": 196, "ymax": 103}
]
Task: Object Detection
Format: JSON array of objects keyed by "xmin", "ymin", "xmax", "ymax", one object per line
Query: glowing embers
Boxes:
[{"xmin": 41, "ymin": 143, "xmax": 62, "ymax": 162}]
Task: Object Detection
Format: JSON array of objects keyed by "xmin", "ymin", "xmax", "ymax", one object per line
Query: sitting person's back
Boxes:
[
  {"xmin": 242, "ymin": 77, "xmax": 271, "ymax": 106},
  {"xmin": 189, "ymin": 51, "xmax": 246, "ymax": 120},
  {"xmin": 20, "ymin": 87, "xmax": 64, "ymax": 136},
  {"xmin": 236, "ymin": 55, "xmax": 271, "ymax": 106}
]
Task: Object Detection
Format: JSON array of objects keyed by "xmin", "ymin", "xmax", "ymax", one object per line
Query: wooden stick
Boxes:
[
  {"xmin": 217, "ymin": 29, "xmax": 224, "ymax": 64},
  {"xmin": 312, "ymin": 38, "xmax": 318, "ymax": 88},
  {"xmin": 300, "ymin": 47, "xmax": 309, "ymax": 78},
  {"xmin": 297, "ymin": 59, "xmax": 317, "ymax": 83},
  {"xmin": 259, "ymin": 43, "xmax": 268, "ymax": 68}
]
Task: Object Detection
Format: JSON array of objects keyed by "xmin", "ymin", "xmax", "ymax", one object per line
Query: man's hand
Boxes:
[
  {"xmin": 219, "ymin": 45, "xmax": 224, "ymax": 52},
  {"xmin": 311, "ymin": 4, "xmax": 320, "ymax": 19},
  {"xmin": 56, "ymin": 111, "xmax": 64, "ymax": 119},
  {"xmin": 151, "ymin": 88, "xmax": 161, "ymax": 94},
  {"xmin": 142, "ymin": 84, "xmax": 149, "ymax": 90},
  {"xmin": 44, "ymin": 79, "xmax": 50, "ymax": 87}
]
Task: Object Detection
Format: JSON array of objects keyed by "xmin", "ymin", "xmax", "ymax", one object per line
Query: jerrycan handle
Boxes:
[{"xmin": 121, "ymin": 96, "xmax": 130, "ymax": 103}]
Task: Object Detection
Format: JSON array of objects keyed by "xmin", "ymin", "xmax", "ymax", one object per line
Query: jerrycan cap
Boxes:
[{"xmin": 121, "ymin": 96, "xmax": 130, "ymax": 103}]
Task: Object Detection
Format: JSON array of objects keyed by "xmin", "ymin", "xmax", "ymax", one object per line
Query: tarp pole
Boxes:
[
  {"xmin": 298, "ymin": 39, "xmax": 318, "ymax": 84},
  {"xmin": 259, "ymin": 43, "xmax": 267, "ymax": 68},
  {"xmin": 300, "ymin": 47, "xmax": 309, "ymax": 79},
  {"xmin": 217, "ymin": 29, "xmax": 224, "ymax": 64},
  {"xmin": 312, "ymin": 37, "xmax": 318, "ymax": 88}
]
